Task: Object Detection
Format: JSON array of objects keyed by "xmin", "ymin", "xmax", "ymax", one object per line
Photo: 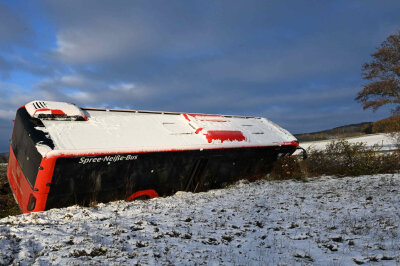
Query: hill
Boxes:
[
  {"xmin": 294, "ymin": 122, "xmax": 372, "ymax": 142},
  {"xmin": 0, "ymin": 153, "xmax": 8, "ymax": 164},
  {"xmin": 295, "ymin": 115, "xmax": 400, "ymax": 142}
]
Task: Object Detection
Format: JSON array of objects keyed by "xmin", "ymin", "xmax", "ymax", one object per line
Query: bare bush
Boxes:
[
  {"xmin": 268, "ymin": 156, "xmax": 307, "ymax": 181},
  {"xmin": 269, "ymin": 139, "xmax": 400, "ymax": 180}
]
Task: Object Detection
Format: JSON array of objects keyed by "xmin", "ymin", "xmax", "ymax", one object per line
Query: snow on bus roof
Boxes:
[{"xmin": 36, "ymin": 107, "xmax": 296, "ymax": 157}]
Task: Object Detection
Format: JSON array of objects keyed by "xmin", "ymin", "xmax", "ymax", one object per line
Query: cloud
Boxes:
[
  {"xmin": 0, "ymin": 0, "xmax": 399, "ymax": 151},
  {"xmin": 0, "ymin": 3, "xmax": 34, "ymax": 50},
  {"xmin": 0, "ymin": 3, "xmax": 36, "ymax": 78},
  {"xmin": 261, "ymin": 104, "xmax": 390, "ymax": 134},
  {"xmin": 48, "ymin": 1, "xmax": 207, "ymax": 64},
  {"xmin": 55, "ymin": 23, "xmax": 146, "ymax": 64},
  {"xmin": 0, "ymin": 83, "xmax": 40, "ymax": 111},
  {"xmin": 0, "ymin": 110, "xmax": 14, "ymax": 120},
  {"xmin": 0, "ymin": 2, "xmax": 63, "ymax": 80},
  {"xmin": 38, "ymin": 0, "xmax": 400, "ymax": 106},
  {"xmin": 33, "ymin": 75, "xmax": 157, "ymax": 109},
  {"xmin": 189, "ymin": 86, "xmax": 359, "ymax": 111},
  {"xmin": 0, "ymin": 82, "xmax": 41, "ymax": 150},
  {"xmin": 0, "ymin": 55, "xmax": 12, "ymax": 79},
  {"xmin": 59, "ymin": 75, "xmax": 92, "ymax": 88}
]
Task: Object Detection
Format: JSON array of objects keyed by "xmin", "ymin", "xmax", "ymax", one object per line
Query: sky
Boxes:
[{"xmin": 0, "ymin": 0, "xmax": 400, "ymax": 152}]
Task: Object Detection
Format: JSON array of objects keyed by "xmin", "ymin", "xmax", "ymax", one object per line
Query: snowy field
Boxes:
[
  {"xmin": 1, "ymin": 174, "xmax": 399, "ymax": 265},
  {"xmin": 300, "ymin": 133, "xmax": 397, "ymax": 152}
]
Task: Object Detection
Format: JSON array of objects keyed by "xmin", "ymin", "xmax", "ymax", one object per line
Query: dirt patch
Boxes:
[{"xmin": 0, "ymin": 164, "xmax": 21, "ymax": 218}]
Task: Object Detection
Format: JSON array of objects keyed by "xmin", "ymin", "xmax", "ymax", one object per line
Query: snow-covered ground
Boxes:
[
  {"xmin": 1, "ymin": 174, "xmax": 399, "ymax": 265},
  {"xmin": 299, "ymin": 133, "xmax": 397, "ymax": 152}
]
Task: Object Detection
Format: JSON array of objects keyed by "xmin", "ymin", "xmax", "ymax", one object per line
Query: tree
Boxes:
[{"xmin": 356, "ymin": 31, "xmax": 400, "ymax": 114}]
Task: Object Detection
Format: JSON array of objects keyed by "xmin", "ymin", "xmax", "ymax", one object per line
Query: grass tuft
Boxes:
[{"xmin": 0, "ymin": 164, "xmax": 22, "ymax": 218}]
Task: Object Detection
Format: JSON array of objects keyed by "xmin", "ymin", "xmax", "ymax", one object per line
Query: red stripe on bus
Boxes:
[{"xmin": 205, "ymin": 130, "xmax": 246, "ymax": 143}]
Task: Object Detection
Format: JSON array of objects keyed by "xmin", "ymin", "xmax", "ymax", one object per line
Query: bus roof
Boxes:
[{"xmin": 25, "ymin": 101, "xmax": 297, "ymax": 157}]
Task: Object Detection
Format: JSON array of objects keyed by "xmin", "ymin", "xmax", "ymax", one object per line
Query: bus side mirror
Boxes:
[{"xmin": 297, "ymin": 147, "xmax": 308, "ymax": 160}]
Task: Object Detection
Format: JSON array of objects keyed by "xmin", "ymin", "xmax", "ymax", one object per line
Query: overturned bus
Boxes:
[{"xmin": 7, "ymin": 100, "xmax": 300, "ymax": 213}]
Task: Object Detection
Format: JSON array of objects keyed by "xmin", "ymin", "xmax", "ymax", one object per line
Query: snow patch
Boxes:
[
  {"xmin": 299, "ymin": 133, "xmax": 397, "ymax": 152},
  {"xmin": 35, "ymin": 143, "xmax": 52, "ymax": 156},
  {"xmin": 1, "ymin": 174, "xmax": 399, "ymax": 264}
]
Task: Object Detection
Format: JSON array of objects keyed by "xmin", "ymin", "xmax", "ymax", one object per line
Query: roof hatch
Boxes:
[
  {"xmin": 25, "ymin": 101, "xmax": 87, "ymax": 121},
  {"xmin": 182, "ymin": 113, "xmax": 247, "ymax": 143}
]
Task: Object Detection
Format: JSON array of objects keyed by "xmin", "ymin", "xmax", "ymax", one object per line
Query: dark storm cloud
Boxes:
[
  {"xmin": 41, "ymin": 1, "xmax": 400, "ymax": 91},
  {"xmin": 35, "ymin": 1, "xmax": 400, "ymax": 133}
]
